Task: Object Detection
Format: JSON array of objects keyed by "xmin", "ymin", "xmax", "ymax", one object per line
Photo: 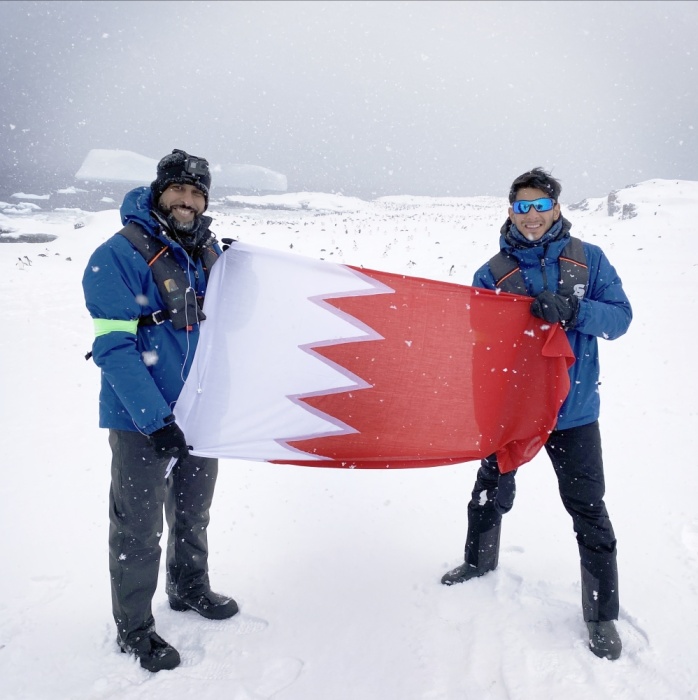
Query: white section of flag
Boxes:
[{"xmin": 175, "ymin": 242, "xmax": 393, "ymax": 460}]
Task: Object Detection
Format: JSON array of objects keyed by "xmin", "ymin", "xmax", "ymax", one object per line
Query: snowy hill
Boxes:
[{"xmin": 0, "ymin": 179, "xmax": 697, "ymax": 699}]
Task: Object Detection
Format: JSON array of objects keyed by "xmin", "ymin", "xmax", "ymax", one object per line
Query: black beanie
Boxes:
[{"xmin": 151, "ymin": 149, "xmax": 211, "ymax": 209}]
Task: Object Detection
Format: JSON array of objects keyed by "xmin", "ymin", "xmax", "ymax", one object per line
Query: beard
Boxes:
[
  {"xmin": 157, "ymin": 202, "xmax": 201, "ymax": 236},
  {"xmin": 154, "ymin": 202, "xmax": 209, "ymax": 257}
]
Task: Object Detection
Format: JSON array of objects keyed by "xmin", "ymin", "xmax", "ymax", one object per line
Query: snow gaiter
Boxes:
[
  {"xmin": 464, "ymin": 455, "xmax": 506, "ymax": 571},
  {"xmin": 545, "ymin": 421, "xmax": 619, "ymax": 622}
]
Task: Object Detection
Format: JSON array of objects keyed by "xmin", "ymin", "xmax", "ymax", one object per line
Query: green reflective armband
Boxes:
[{"xmin": 93, "ymin": 318, "xmax": 139, "ymax": 337}]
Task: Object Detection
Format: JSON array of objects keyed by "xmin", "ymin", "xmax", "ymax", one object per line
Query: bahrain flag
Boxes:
[{"xmin": 175, "ymin": 242, "xmax": 575, "ymax": 473}]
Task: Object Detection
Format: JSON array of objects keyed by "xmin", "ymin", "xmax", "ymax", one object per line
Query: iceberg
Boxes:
[
  {"xmin": 75, "ymin": 149, "xmax": 157, "ymax": 184},
  {"xmin": 75, "ymin": 149, "xmax": 287, "ymax": 193}
]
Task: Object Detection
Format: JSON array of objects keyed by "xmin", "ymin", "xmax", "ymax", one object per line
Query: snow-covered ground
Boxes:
[{"xmin": 1, "ymin": 179, "xmax": 697, "ymax": 699}]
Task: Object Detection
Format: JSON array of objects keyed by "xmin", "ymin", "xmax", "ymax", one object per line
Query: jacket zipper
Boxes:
[{"xmin": 541, "ymin": 246, "xmax": 549, "ymax": 291}]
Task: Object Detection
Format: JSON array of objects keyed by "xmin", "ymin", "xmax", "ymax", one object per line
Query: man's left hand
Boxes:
[
  {"xmin": 148, "ymin": 421, "xmax": 190, "ymax": 461},
  {"xmin": 531, "ymin": 291, "xmax": 579, "ymax": 328}
]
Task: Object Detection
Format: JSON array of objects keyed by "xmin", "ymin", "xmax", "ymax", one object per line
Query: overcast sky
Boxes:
[{"xmin": 2, "ymin": 0, "xmax": 697, "ymax": 202}]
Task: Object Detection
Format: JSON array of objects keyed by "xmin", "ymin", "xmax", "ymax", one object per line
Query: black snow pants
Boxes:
[
  {"xmin": 463, "ymin": 421, "xmax": 619, "ymax": 622},
  {"xmin": 108, "ymin": 429, "xmax": 219, "ymax": 645}
]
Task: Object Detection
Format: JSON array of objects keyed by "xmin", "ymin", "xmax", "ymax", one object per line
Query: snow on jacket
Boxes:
[
  {"xmin": 472, "ymin": 216, "xmax": 632, "ymax": 431},
  {"xmin": 82, "ymin": 186, "xmax": 221, "ymax": 434}
]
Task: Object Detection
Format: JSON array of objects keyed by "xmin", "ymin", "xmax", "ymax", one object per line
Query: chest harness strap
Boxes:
[
  {"xmin": 488, "ymin": 236, "xmax": 589, "ymax": 299},
  {"xmin": 118, "ymin": 223, "xmax": 219, "ymax": 331}
]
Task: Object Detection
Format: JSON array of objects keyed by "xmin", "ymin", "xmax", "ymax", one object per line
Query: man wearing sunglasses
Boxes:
[{"xmin": 441, "ymin": 168, "xmax": 632, "ymax": 661}]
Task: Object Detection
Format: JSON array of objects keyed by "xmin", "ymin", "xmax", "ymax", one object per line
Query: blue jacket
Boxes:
[
  {"xmin": 472, "ymin": 217, "xmax": 632, "ymax": 430},
  {"xmin": 82, "ymin": 187, "xmax": 220, "ymax": 434}
]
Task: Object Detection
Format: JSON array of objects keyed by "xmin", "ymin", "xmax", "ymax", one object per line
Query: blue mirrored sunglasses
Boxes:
[{"xmin": 512, "ymin": 197, "xmax": 555, "ymax": 214}]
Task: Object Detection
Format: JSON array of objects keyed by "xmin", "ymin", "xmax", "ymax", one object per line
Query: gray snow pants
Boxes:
[
  {"xmin": 464, "ymin": 421, "xmax": 619, "ymax": 622},
  {"xmin": 108, "ymin": 429, "xmax": 218, "ymax": 645}
]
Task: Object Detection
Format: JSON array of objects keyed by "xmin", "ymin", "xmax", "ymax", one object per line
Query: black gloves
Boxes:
[
  {"xmin": 221, "ymin": 238, "xmax": 237, "ymax": 252},
  {"xmin": 148, "ymin": 419, "xmax": 190, "ymax": 460},
  {"xmin": 494, "ymin": 470, "xmax": 517, "ymax": 516},
  {"xmin": 530, "ymin": 291, "xmax": 579, "ymax": 329}
]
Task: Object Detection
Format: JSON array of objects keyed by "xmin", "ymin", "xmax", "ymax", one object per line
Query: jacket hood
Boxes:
[{"xmin": 120, "ymin": 187, "xmax": 158, "ymax": 234}]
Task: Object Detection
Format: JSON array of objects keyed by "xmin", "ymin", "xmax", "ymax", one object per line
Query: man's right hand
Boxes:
[{"xmin": 148, "ymin": 421, "xmax": 190, "ymax": 460}]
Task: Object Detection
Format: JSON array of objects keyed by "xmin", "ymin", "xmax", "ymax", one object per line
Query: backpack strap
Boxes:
[
  {"xmin": 118, "ymin": 223, "xmax": 209, "ymax": 331},
  {"xmin": 557, "ymin": 236, "xmax": 588, "ymax": 299},
  {"xmin": 488, "ymin": 251, "xmax": 527, "ymax": 295},
  {"xmin": 489, "ymin": 236, "xmax": 588, "ymax": 299},
  {"xmin": 200, "ymin": 245, "xmax": 220, "ymax": 279}
]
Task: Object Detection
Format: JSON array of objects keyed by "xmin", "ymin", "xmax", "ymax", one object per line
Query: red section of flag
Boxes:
[{"xmin": 276, "ymin": 266, "xmax": 574, "ymax": 473}]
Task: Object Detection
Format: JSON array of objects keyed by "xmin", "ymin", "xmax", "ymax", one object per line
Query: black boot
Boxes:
[
  {"xmin": 441, "ymin": 521, "xmax": 501, "ymax": 585},
  {"xmin": 169, "ymin": 589, "xmax": 239, "ymax": 620},
  {"xmin": 580, "ymin": 553, "xmax": 619, "ymax": 623},
  {"xmin": 587, "ymin": 621, "xmax": 622, "ymax": 660},
  {"xmin": 441, "ymin": 561, "xmax": 492, "ymax": 585},
  {"xmin": 119, "ymin": 631, "xmax": 180, "ymax": 672}
]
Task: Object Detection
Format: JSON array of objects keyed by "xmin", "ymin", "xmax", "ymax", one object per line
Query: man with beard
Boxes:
[{"xmin": 83, "ymin": 150, "xmax": 237, "ymax": 673}]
